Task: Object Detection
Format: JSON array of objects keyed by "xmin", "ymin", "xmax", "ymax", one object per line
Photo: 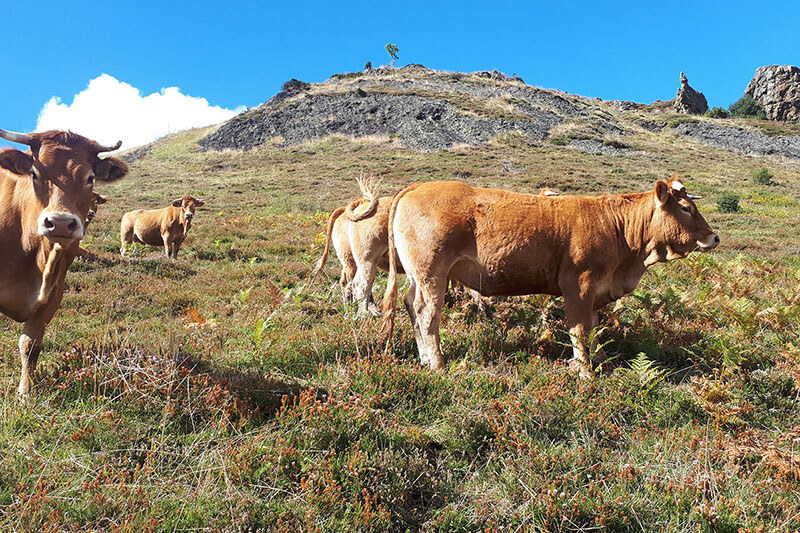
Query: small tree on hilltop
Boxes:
[{"xmin": 385, "ymin": 43, "xmax": 399, "ymax": 68}]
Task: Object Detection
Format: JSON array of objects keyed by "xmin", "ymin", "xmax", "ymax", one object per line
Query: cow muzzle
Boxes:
[
  {"xmin": 38, "ymin": 212, "xmax": 85, "ymax": 242},
  {"xmin": 697, "ymin": 233, "xmax": 720, "ymax": 251}
]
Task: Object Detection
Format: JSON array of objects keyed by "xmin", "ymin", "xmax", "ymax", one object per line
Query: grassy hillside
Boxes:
[{"xmin": 1, "ymin": 109, "xmax": 800, "ymax": 531}]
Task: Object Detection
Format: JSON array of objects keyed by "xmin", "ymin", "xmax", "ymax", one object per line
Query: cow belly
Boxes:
[
  {"xmin": 449, "ymin": 259, "xmax": 558, "ymax": 297},
  {"xmin": 134, "ymin": 225, "xmax": 164, "ymax": 246}
]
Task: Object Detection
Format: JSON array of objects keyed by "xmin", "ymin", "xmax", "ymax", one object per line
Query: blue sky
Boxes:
[{"xmin": 1, "ymin": 0, "xmax": 797, "ymax": 148}]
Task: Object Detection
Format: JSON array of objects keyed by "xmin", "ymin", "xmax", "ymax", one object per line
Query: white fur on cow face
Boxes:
[{"xmin": 696, "ymin": 232, "xmax": 720, "ymax": 251}]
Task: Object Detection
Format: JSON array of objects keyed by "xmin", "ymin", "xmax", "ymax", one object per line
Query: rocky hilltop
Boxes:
[
  {"xmin": 199, "ymin": 65, "xmax": 625, "ymax": 152},
  {"xmin": 199, "ymin": 64, "xmax": 800, "ymax": 160}
]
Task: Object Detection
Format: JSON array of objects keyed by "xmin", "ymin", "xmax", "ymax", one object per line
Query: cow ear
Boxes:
[
  {"xmin": 195, "ymin": 199, "xmax": 205, "ymax": 207},
  {"xmin": 0, "ymin": 148, "xmax": 33, "ymax": 175},
  {"xmin": 654, "ymin": 180, "xmax": 670, "ymax": 208},
  {"xmin": 94, "ymin": 156, "xmax": 129, "ymax": 183},
  {"xmin": 171, "ymin": 198, "xmax": 183, "ymax": 207}
]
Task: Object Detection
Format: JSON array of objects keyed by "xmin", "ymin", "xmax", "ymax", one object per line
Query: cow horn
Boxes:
[
  {"xmin": 687, "ymin": 193, "xmax": 703, "ymax": 200},
  {"xmin": 0, "ymin": 128, "xmax": 34, "ymax": 146},
  {"xmin": 92, "ymin": 140, "xmax": 122, "ymax": 152}
]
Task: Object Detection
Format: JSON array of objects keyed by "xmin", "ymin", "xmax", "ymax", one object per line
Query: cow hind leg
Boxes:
[
  {"xmin": 412, "ymin": 274, "xmax": 448, "ymax": 370},
  {"xmin": 352, "ymin": 262, "xmax": 379, "ymax": 317},
  {"xmin": 340, "ymin": 259, "xmax": 357, "ymax": 305},
  {"xmin": 120, "ymin": 227, "xmax": 135, "ymax": 256}
]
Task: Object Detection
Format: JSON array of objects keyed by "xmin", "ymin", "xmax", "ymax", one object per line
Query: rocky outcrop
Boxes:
[
  {"xmin": 671, "ymin": 121, "xmax": 800, "ymax": 159},
  {"xmin": 673, "ymin": 72, "xmax": 708, "ymax": 115},
  {"xmin": 199, "ymin": 66, "xmax": 623, "ymax": 152},
  {"xmin": 745, "ymin": 65, "xmax": 800, "ymax": 122}
]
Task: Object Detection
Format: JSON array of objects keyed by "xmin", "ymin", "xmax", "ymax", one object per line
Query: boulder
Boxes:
[
  {"xmin": 745, "ymin": 65, "xmax": 800, "ymax": 122},
  {"xmin": 673, "ymin": 72, "xmax": 708, "ymax": 115}
]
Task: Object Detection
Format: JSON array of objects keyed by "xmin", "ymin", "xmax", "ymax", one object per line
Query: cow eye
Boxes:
[{"xmin": 680, "ymin": 205, "xmax": 691, "ymax": 213}]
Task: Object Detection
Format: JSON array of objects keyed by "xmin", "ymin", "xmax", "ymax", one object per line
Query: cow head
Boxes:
[
  {"xmin": 170, "ymin": 195, "xmax": 205, "ymax": 236},
  {"xmin": 649, "ymin": 176, "xmax": 719, "ymax": 264},
  {"xmin": 86, "ymin": 193, "xmax": 109, "ymax": 224},
  {"xmin": 0, "ymin": 128, "xmax": 128, "ymax": 245}
]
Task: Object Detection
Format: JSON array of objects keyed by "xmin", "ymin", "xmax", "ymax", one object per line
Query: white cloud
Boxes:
[{"xmin": 36, "ymin": 74, "xmax": 240, "ymax": 150}]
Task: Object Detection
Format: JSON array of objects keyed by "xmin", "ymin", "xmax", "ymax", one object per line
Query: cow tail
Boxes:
[
  {"xmin": 309, "ymin": 206, "xmax": 345, "ymax": 283},
  {"xmin": 345, "ymin": 173, "xmax": 382, "ymax": 222},
  {"xmin": 380, "ymin": 183, "xmax": 420, "ymax": 351}
]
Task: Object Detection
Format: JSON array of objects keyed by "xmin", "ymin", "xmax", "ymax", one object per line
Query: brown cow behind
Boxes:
[
  {"xmin": 76, "ymin": 192, "xmax": 109, "ymax": 258},
  {"xmin": 0, "ymin": 129, "xmax": 129, "ymax": 397},
  {"xmin": 120, "ymin": 195, "xmax": 205, "ymax": 259},
  {"xmin": 382, "ymin": 178, "xmax": 719, "ymax": 377},
  {"xmin": 311, "ymin": 176, "xmax": 395, "ymax": 315}
]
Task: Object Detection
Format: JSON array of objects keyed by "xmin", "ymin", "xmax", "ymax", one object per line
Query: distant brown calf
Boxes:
[{"xmin": 120, "ymin": 195, "xmax": 205, "ymax": 259}]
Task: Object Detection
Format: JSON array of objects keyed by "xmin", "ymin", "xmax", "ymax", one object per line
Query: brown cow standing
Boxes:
[
  {"xmin": 0, "ymin": 129, "xmax": 129, "ymax": 397},
  {"xmin": 86, "ymin": 192, "xmax": 109, "ymax": 225},
  {"xmin": 382, "ymin": 178, "xmax": 719, "ymax": 377},
  {"xmin": 76, "ymin": 192, "xmax": 109, "ymax": 258},
  {"xmin": 311, "ymin": 176, "xmax": 397, "ymax": 315},
  {"xmin": 120, "ymin": 196, "xmax": 205, "ymax": 259}
]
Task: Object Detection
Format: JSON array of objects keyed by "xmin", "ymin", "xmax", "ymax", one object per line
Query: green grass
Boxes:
[{"xmin": 1, "ymin": 122, "xmax": 800, "ymax": 531}]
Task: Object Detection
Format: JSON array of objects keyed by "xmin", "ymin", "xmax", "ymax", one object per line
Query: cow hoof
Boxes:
[
  {"xmin": 367, "ymin": 304, "xmax": 381, "ymax": 317},
  {"xmin": 568, "ymin": 358, "xmax": 594, "ymax": 379}
]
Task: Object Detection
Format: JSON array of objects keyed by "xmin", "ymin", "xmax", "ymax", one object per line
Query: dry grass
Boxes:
[{"xmin": 1, "ymin": 106, "xmax": 800, "ymax": 530}]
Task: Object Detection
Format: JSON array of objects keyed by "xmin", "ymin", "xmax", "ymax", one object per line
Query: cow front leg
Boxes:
[
  {"xmin": 562, "ymin": 282, "xmax": 597, "ymax": 379},
  {"xmin": 162, "ymin": 234, "xmax": 172, "ymax": 259},
  {"xmin": 17, "ymin": 318, "xmax": 46, "ymax": 398},
  {"xmin": 172, "ymin": 240, "xmax": 182, "ymax": 259}
]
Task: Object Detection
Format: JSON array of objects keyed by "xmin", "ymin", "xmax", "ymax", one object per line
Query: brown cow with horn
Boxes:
[
  {"xmin": 381, "ymin": 178, "xmax": 719, "ymax": 377},
  {"xmin": 0, "ymin": 128, "xmax": 129, "ymax": 397}
]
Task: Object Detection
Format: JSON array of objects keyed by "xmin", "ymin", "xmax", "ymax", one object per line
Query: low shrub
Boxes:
[
  {"xmin": 751, "ymin": 167, "xmax": 776, "ymax": 186},
  {"xmin": 728, "ymin": 95, "xmax": 767, "ymax": 119},
  {"xmin": 704, "ymin": 107, "xmax": 729, "ymax": 119},
  {"xmin": 717, "ymin": 194, "xmax": 741, "ymax": 213}
]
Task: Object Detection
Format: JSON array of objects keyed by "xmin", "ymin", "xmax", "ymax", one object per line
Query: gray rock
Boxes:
[
  {"xmin": 199, "ymin": 68, "xmax": 627, "ymax": 152},
  {"xmin": 745, "ymin": 65, "xmax": 800, "ymax": 121},
  {"xmin": 200, "ymin": 92, "xmax": 562, "ymax": 152},
  {"xmin": 673, "ymin": 72, "xmax": 708, "ymax": 115},
  {"xmin": 568, "ymin": 139, "xmax": 636, "ymax": 156},
  {"xmin": 672, "ymin": 121, "xmax": 800, "ymax": 159}
]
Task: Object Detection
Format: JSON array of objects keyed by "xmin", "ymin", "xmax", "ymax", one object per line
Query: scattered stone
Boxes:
[
  {"xmin": 672, "ymin": 121, "xmax": 800, "ymax": 159},
  {"xmin": 610, "ymin": 100, "xmax": 645, "ymax": 111},
  {"xmin": 637, "ymin": 119, "xmax": 666, "ymax": 132},
  {"xmin": 673, "ymin": 72, "xmax": 708, "ymax": 115},
  {"xmin": 568, "ymin": 139, "xmax": 635, "ymax": 156},
  {"xmin": 745, "ymin": 65, "xmax": 800, "ymax": 122},
  {"xmin": 500, "ymin": 160, "xmax": 527, "ymax": 174},
  {"xmin": 473, "ymin": 69, "xmax": 524, "ymax": 83},
  {"xmin": 199, "ymin": 68, "xmax": 619, "ymax": 152}
]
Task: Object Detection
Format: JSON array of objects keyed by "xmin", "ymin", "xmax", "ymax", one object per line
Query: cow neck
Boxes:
[{"xmin": 610, "ymin": 191, "xmax": 660, "ymax": 266}]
